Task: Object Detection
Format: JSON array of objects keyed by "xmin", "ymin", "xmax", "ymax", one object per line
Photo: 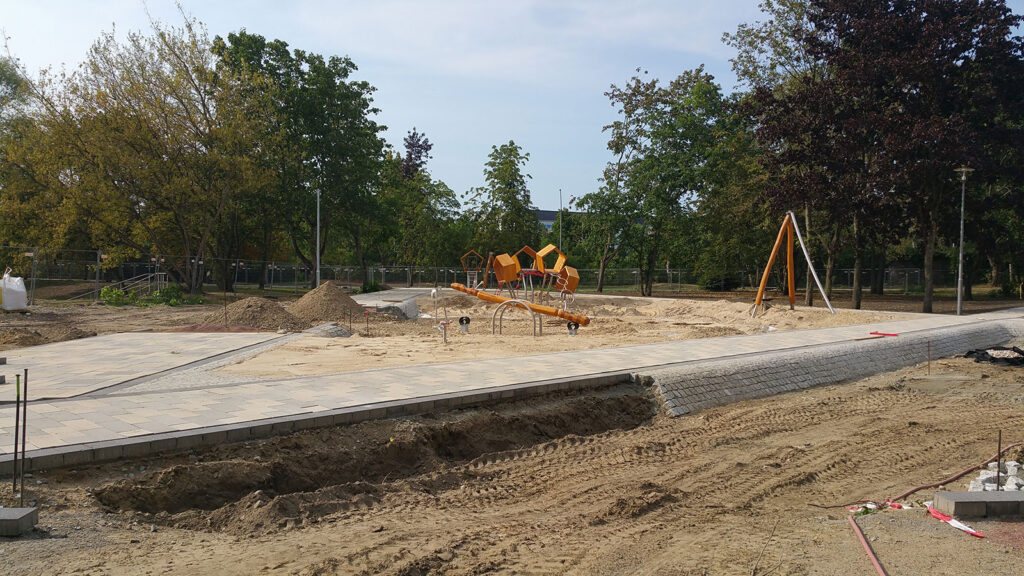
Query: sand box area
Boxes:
[{"xmin": 216, "ymin": 290, "xmax": 908, "ymax": 379}]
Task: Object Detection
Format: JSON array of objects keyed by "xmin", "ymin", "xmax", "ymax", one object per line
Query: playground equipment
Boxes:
[
  {"xmin": 450, "ymin": 243, "xmax": 590, "ymax": 335},
  {"xmin": 460, "ymin": 250, "xmax": 485, "ymax": 288},
  {"xmin": 450, "ymin": 283, "xmax": 590, "ymax": 334},
  {"xmin": 751, "ymin": 211, "xmax": 834, "ymax": 317},
  {"xmin": 431, "ymin": 287, "xmax": 470, "ymax": 343}
]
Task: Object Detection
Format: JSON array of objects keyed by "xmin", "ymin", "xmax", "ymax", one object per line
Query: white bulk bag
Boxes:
[{"xmin": 1, "ymin": 270, "xmax": 28, "ymax": 311}]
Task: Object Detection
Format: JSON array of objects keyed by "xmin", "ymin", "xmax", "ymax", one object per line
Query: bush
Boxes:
[
  {"xmin": 100, "ymin": 286, "xmax": 137, "ymax": 306},
  {"xmin": 150, "ymin": 284, "xmax": 203, "ymax": 306},
  {"xmin": 1000, "ymin": 281, "xmax": 1023, "ymax": 298},
  {"xmin": 697, "ymin": 271, "xmax": 740, "ymax": 292},
  {"xmin": 359, "ymin": 280, "xmax": 382, "ymax": 294}
]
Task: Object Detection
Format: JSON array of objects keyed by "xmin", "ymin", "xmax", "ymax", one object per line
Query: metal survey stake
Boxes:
[
  {"xmin": 12, "ymin": 374, "xmax": 20, "ymax": 492},
  {"xmin": 21, "ymin": 368, "xmax": 28, "ymax": 507}
]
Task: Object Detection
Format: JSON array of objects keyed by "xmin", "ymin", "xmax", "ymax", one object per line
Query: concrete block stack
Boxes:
[{"xmin": 968, "ymin": 461, "xmax": 1024, "ymax": 492}]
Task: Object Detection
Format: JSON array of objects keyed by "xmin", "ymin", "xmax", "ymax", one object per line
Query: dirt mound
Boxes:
[
  {"xmin": 0, "ymin": 325, "xmax": 96, "ymax": 350},
  {"xmin": 0, "ymin": 329, "xmax": 47, "ymax": 348},
  {"xmin": 95, "ymin": 460, "xmax": 272, "ymax": 514},
  {"xmin": 203, "ymin": 297, "xmax": 307, "ymax": 331},
  {"xmin": 287, "ymin": 282, "xmax": 364, "ymax": 325}
]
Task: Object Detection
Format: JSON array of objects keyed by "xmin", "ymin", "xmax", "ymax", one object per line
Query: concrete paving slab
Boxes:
[
  {"xmin": 0, "ymin": 507, "xmax": 38, "ymax": 536},
  {"xmin": 933, "ymin": 491, "xmax": 1024, "ymax": 517},
  {"xmin": 0, "ymin": 332, "xmax": 282, "ymax": 402},
  {"xmin": 351, "ymin": 287, "xmax": 430, "ymax": 319}
]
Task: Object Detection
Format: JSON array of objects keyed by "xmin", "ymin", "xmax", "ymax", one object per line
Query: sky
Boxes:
[{"xmin": 3, "ymin": 1, "xmax": 1023, "ymax": 211}]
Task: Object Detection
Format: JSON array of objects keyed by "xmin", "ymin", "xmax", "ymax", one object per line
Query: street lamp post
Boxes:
[
  {"xmin": 558, "ymin": 188, "xmax": 563, "ymax": 251},
  {"xmin": 315, "ymin": 189, "xmax": 321, "ymax": 288},
  {"xmin": 954, "ymin": 166, "xmax": 974, "ymax": 316}
]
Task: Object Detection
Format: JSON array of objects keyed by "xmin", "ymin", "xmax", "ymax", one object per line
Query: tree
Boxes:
[
  {"xmin": 2, "ymin": 18, "xmax": 268, "ymax": 293},
  {"xmin": 575, "ymin": 187, "xmax": 635, "ymax": 292},
  {"xmin": 465, "ymin": 140, "xmax": 542, "ymax": 253},
  {"xmin": 601, "ymin": 67, "xmax": 726, "ymax": 296},
  {"xmin": 401, "ymin": 127, "xmax": 432, "ymax": 180},
  {"xmin": 377, "ymin": 130, "xmax": 460, "ymax": 269},
  {"xmin": 212, "ymin": 30, "xmax": 385, "ymax": 285},
  {"xmin": 805, "ymin": 0, "xmax": 1024, "ymax": 312},
  {"xmin": 723, "ymin": 0, "xmax": 825, "ymax": 90}
]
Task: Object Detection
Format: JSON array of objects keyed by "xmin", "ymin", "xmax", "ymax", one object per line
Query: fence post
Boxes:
[
  {"xmin": 28, "ymin": 248, "xmax": 38, "ymax": 306},
  {"xmin": 95, "ymin": 249, "xmax": 101, "ymax": 302}
]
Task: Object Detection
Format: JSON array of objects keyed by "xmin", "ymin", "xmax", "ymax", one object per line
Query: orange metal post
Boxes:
[
  {"xmin": 482, "ymin": 253, "xmax": 494, "ymax": 289},
  {"xmin": 787, "ymin": 221, "xmax": 796, "ymax": 310},
  {"xmin": 752, "ymin": 213, "xmax": 792, "ymax": 314}
]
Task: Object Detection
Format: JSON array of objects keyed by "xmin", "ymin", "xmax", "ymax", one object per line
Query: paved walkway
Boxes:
[
  {"xmin": 0, "ymin": 304, "xmax": 1021, "ymax": 467},
  {"xmin": 0, "ymin": 332, "xmax": 283, "ymax": 402}
]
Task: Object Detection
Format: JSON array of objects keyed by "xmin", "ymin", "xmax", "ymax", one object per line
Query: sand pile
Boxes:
[
  {"xmin": 204, "ymin": 297, "xmax": 307, "ymax": 331},
  {"xmin": 287, "ymin": 282, "xmax": 365, "ymax": 325}
]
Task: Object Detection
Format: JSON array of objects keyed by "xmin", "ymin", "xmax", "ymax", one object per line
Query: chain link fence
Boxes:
[{"xmin": 1, "ymin": 245, "xmax": 948, "ymax": 302}]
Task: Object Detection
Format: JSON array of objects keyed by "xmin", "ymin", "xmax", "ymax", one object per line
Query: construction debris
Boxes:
[{"xmin": 964, "ymin": 346, "xmax": 1024, "ymax": 366}]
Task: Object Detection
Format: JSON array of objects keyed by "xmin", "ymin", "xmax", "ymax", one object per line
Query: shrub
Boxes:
[
  {"xmin": 359, "ymin": 280, "xmax": 382, "ymax": 294},
  {"xmin": 100, "ymin": 286, "xmax": 137, "ymax": 306},
  {"xmin": 151, "ymin": 284, "xmax": 203, "ymax": 306}
]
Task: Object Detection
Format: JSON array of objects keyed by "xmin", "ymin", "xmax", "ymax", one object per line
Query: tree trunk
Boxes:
[
  {"xmin": 964, "ymin": 253, "xmax": 977, "ymax": 301},
  {"xmin": 597, "ymin": 259, "xmax": 607, "ymax": 293},
  {"xmin": 824, "ymin": 226, "xmax": 840, "ymax": 299},
  {"xmin": 353, "ymin": 230, "xmax": 368, "ymax": 288},
  {"xmin": 988, "ymin": 255, "xmax": 999, "ymax": 287},
  {"xmin": 870, "ymin": 244, "xmax": 886, "ymax": 295},
  {"xmin": 804, "ymin": 204, "xmax": 813, "ymax": 306},
  {"xmin": 851, "ymin": 214, "xmax": 862, "ymax": 309},
  {"xmin": 922, "ymin": 218, "xmax": 937, "ymax": 313}
]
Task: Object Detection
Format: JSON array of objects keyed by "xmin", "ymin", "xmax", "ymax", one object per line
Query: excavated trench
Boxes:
[{"xmin": 93, "ymin": 383, "xmax": 659, "ymax": 533}]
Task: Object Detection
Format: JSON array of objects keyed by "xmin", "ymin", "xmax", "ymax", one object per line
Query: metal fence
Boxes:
[{"xmin": 0, "ymin": 245, "xmax": 953, "ymax": 302}]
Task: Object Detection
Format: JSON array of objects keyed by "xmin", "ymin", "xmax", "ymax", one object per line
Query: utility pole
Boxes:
[{"xmin": 954, "ymin": 166, "xmax": 973, "ymax": 316}]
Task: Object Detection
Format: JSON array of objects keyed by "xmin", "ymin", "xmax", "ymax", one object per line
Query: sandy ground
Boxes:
[
  {"xmin": 2, "ymin": 354, "xmax": 1023, "ymax": 575},
  {"xmin": 217, "ymin": 293, "xmax": 907, "ymax": 378}
]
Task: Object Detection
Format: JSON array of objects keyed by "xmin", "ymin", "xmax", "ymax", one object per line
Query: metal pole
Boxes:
[
  {"xmin": 20, "ymin": 368, "xmax": 27, "ymax": 507},
  {"xmin": 13, "ymin": 374, "xmax": 20, "ymax": 492},
  {"xmin": 995, "ymin": 430, "xmax": 1003, "ymax": 487},
  {"xmin": 558, "ymin": 188, "xmax": 563, "ymax": 251},
  {"xmin": 315, "ymin": 189, "xmax": 321, "ymax": 288},
  {"xmin": 787, "ymin": 210, "xmax": 835, "ymax": 313},
  {"xmin": 954, "ymin": 167, "xmax": 972, "ymax": 315}
]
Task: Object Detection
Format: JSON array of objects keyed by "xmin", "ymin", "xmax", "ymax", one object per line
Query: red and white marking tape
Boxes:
[{"xmin": 927, "ymin": 506, "xmax": 985, "ymax": 538}]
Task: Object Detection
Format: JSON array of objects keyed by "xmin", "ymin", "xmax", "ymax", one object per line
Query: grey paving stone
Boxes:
[{"xmin": 0, "ymin": 507, "xmax": 38, "ymax": 536}]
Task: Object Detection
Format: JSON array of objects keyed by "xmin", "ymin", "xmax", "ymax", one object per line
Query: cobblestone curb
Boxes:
[{"xmin": 644, "ymin": 319, "xmax": 1024, "ymax": 417}]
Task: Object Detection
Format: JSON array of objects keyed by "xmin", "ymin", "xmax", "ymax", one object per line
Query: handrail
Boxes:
[{"xmin": 67, "ymin": 272, "xmax": 168, "ymax": 301}]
